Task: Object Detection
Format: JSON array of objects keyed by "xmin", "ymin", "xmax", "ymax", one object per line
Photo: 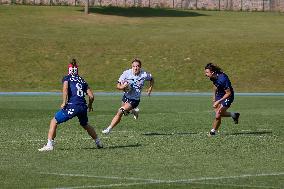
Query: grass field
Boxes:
[
  {"xmin": 0, "ymin": 95, "xmax": 283, "ymax": 188},
  {"xmin": 0, "ymin": 6, "xmax": 284, "ymax": 92}
]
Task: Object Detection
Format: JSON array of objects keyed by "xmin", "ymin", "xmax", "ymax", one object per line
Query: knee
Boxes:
[
  {"xmin": 215, "ymin": 113, "xmax": 221, "ymax": 119},
  {"xmin": 118, "ymin": 107, "xmax": 129, "ymax": 116}
]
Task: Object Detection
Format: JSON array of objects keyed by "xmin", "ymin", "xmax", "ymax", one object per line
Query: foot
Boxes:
[
  {"xmin": 207, "ymin": 131, "xmax": 217, "ymax": 137},
  {"xmin": 102, "ymin": 128, "xmax": 111, "ymax": 134},
  {"xmin": 233, "ymin": 113, "xmax": 240, "ymax": 124},
  {"xmin": 38, "ymin": 145, "xmax": 53, "ymax": 152},
  {"xmin": 132, "ymin": 108, "xmax": 139, "ymax": 120},
  {"xmin": 96, "ymin": 140, "xmax": 103, "ymax": 149}
]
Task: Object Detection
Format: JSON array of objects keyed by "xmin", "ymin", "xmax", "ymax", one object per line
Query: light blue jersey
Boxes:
[{"xmin": 118, "ymin": 69, "xmax": 152, "ymax": 100}]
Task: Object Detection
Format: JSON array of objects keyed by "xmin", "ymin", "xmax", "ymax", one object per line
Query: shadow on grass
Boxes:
[
  {"xmin": 142, "ymin": 132, "xmax": 198, "ymax": 136},
  {"xmin": 58, "ymin": 143, "xmax": 141, "ymax": 150},
  {"xmin": 106, "ymin": 143, "xmax": 142, "ymax": 149},
  {"xmin": 226, "ymin": 130, "xmax": 272, "ymax": 136},
  {"xmin": 81, "ymin": 6, "xmax": 208, "ymax": 17}
]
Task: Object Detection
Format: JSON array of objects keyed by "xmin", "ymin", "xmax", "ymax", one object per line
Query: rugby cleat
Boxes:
[
  {"xmin": 233, "ymin": 113, "xmax": 240, "ymax": 124},
  {"xmin": 207, "ymin": 131, "xmax": 217, "ymax": 137},
  {"xmin": 132, "ymin": 108, "xmax": 139, "ymax": 120},
  {"xmin": 96, "ymin": 140, "xmax": 103, "ymax": 149},
  {"xmin": 38, "ymin": 145, "xmax": 54, "ymax": 152}
]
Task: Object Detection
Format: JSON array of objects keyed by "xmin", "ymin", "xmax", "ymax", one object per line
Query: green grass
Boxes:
[
  {"xmin": 0, "ymin": 95, "xmax": 283, "ymax": 188},
  {"xmin": 0, "ymin": 6, "xmax": 284, "ymax": 92}
]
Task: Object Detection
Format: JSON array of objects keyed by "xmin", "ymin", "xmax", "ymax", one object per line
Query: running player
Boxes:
[
  {"xmin": 204, "ymin": 63, "xmax": 240, "ymax": 136},
  {"xmin": 102, "ymin": 58, "xmax": 154, "ymax": 134}
]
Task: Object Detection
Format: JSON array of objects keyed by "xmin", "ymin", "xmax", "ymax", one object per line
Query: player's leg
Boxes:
[
  {"xmin": 78, "ymin": 107, "xmax": 103, "ymax": 149},
  {"xmin": 209, "ymin": 104, "xmax": 229, "ymax": 136},
  {"xmin": 38, "ymin": 117, "xmax": 58, "ymax": 151},
  {"xmin": 38, "ymin": 107, "xmax": 73, "ymax": 151},
  {"xmin": 102, "ymin": 102, "xmax": 133, "ymax": 134},
  {"xmin": 220, "ymin": 97, "xmax": 240, "ymax": 124},
  {"xmin": 220, "ymin": 111, "xmax": 240, "ymax": 124},
  {"xmin": 130, "ymin": 108, "xmax": 139, "ymax": 120},
  {"xmin": 129, "ymin": 100, "xmax": 140, "ymax": 120}
]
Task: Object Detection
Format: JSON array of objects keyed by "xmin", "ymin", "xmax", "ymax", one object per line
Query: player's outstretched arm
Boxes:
[{"xmin": 86, "ymin": 88, "xmax": 94, "ymax": 112}]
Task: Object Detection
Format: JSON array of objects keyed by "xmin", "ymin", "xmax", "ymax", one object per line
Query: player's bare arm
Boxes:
[
  {"xmin": 147, "ymin": 77, "xmax": 154, "ymax": 96},
  {"xmin": 212, "ymin": 85, "xmax": 217, "ymax": 102},
  {"xmin": 86, "ymin": 87, "xmax": 94, "ymax": 112},
  {"xmin": 61, "ymin": 81, "xmax": 68, "ymax": 109}
]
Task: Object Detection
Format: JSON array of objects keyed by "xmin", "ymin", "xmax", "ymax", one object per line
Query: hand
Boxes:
[
  {"xmin": 88, "ymin": 105, "xmax": 93, "ymax": 112},
  {"xmin": 147, "ymin": 88, "xmax": 152, "ymax": 97},
  {"xmin": 122, "ymin": 82, "xmax": 129, "ymax": 90},
  {"xmin": 213, "ymin": 100, "xmax": 220, "ymax": 108},
  {"xmin": 60, "ymin": 103, "xmax": 66, "ymax": 109}
]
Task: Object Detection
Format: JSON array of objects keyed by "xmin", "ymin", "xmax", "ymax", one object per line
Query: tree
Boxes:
[{"xmin": 85, "ymin": 0, "xmax": 89, "ymax": 14}]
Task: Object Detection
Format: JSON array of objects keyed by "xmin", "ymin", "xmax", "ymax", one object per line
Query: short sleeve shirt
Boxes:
[
  {"xmin": 211, "ymin": 72, "xmax": 234, "ymax": 97},
  {"xmin": 118, "ymin": 69, "xmax": 152, "ymax": 100},
  {"xmin": 62, "ymin": 75, "xmax": 88, "ymax": 105}
]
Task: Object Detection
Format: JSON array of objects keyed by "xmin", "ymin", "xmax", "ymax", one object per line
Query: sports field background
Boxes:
[
  {"xmin": 0, "ymin": 5, "xmax": 284, "ymax": 189},
  {"xmin": 0, "ymin": 95, "xmax": 283, "ymax": 188},
  {"xmin": 0, "ymin": 6, "xmax": 284, "ymax": 92}
]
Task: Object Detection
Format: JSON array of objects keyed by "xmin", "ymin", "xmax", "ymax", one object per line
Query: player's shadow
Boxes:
[
  {"xmin": 58, "ymin": 143, "xmax": 141, "ymax": 150},
  {"xmin": 82, "ymin": 6, "xmax": 208, "ymax": 17},
  {"xmin": 226, "ymin": 130, "xmax": 272, "ymax": 136},
  {"xmin": 106, "ymin": 143, "xmax": 142, "ymax": 149},
  {"xmin": 142, "ymin": 132, "xmax": 198, "ymax": 136}
]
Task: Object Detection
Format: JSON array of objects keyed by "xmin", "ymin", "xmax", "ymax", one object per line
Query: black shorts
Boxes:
[
  {"xmin": 122, "ymin": 95, "xmax": 140, "ymax": 109},
  {"xmin": 215, "ymin": 95, "xmax": 234, "ymax": 107}
]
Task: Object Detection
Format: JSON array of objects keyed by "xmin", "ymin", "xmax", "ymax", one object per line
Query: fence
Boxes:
[{"xmin": 1, "ymin": 0, "xmax": 284, "ymax": 12}]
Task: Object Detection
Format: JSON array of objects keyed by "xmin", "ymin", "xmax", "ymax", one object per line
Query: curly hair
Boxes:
[{"xmin": 205, "ymin": 63, "xmax": 222, "ymax": 73}]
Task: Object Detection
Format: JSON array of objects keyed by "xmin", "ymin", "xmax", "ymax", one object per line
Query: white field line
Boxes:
[
  {"xmin": 41, "ymin": 172, "xmax": 160, "ymax": 182},
  {"xmin": 168, "ymin": 172, "xmax": 284, "ymax": 183},
  {"xmin": 53, "ymin": 182, "xmax": 157, "ymax": 189},
  {"xmin": 176, "ymin": 181, "xmax": 281, "ymax": 189},
  {"xmin": 42, "ymin": 172, "xmax": 284, "ymax": 189}
]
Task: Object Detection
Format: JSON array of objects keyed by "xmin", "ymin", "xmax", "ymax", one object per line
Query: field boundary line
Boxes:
[
  {"xmin": 42, "ymin": 172, "xmax": 284, "ymax": 189},
  {"xmin": 178, "ymin": 181, "xmax": 281, "ymax": 189},
  {"xmin": 169, "ymin": 172, "xmax": 284, "ymax": 183},
  {"xmin": 41, "ymin": 172, "xmax": 161, "ymax": 182},
  {"xmin": 53, "ymin": 182, "xmax": 157, "ymax": 189}
]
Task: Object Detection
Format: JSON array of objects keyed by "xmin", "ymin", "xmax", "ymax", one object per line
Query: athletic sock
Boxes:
[
  {"xmin": 47, "ymin": 139, "xmax": 54, "ymax": 147},
  {"xmin": 107, "ymin": 126, "xmax": 112, "ymax": 131}
]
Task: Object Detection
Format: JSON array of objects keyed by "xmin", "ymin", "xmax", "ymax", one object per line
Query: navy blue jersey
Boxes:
[
  {"xmin": 211, "ymin": 72, "xmax": 234, "ymax": 98},
  {"xmin": 62, "ymin": 75, "xmax": 88, "ymax": 106}
]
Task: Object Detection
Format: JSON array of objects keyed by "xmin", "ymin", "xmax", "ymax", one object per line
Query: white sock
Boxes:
[
  {"xmin": 47, "ymin": 139, "xmax": 54, "ymax": 147},
  {"xmin": 106, "ymin": 126, "xmax": 112, "ymax": 131},
  {"xmin": 231, "ymin": 112, "xmax": 236, "ymax": 118},
  {"xmin": 211, "ymin": 129, "xmax": 216, "ymax": 133}
]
